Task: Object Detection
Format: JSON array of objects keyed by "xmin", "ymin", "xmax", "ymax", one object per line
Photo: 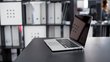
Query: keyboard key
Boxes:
[{"xmin": 56, "ymin": 39, "xmax": 79, "ymax": 48}]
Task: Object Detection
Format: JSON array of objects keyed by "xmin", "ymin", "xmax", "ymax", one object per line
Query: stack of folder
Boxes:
[
  {"xmin": 48, "ymin": 2, "xmax": 62, "ymax": 24},
  {"xmin": 4, "ymin": 26, "xmax": 21, "ymax": 46},
  {"xmin": 26, "ymin": 2, "xmax": 46, "ymax": 24},
  {"xmin": 48, "ymin": 26, "xmax": 61, "ymax": 38}
]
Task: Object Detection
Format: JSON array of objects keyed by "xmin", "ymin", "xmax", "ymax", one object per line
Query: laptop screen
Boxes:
[{"xmin": 70, "ymin": 15, "xmax": 91, "ymax": 46}]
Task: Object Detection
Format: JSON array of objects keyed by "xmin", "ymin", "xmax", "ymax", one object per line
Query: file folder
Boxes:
[
  {"xmin": 63, "ymin": 26, "xmax": 70, "ymax": 38},
  {"xmin": 48, "ymin": 3, "xmax": 55, "ymax": 24},
  {"xmin": 41, "ymin": 2, "xmax": 46, "ymax": 24},
  {"xmin": 48, "ymin": 26, "xmax": 55, "ymax": 37},
  {"xmin": 0, "ymin": 2, "xmax": 22, "ymax": 25},
  {"xmin": 26, "ymin": 3, "xmax": 33, "ymax": 24},
  {"xmin": 48, "ymin": 26, "xmax": 61, "ymax": 37},
  {"xmin": 4, "ymin": 26, "xmax": 12, "ymax": 46},
  {"xmin": 55, "ymin": 26, "xmax": 61, "ymax": 37},
  {"xmin": 24, "ymin": 26, "xmax": 46, "ymax": 47},
  {"xmin": 12, "ymin": 26, "xmax": 20, "ymax": 46},
  {"xmin": 55, "ymin": 3, "xmax": 62, "ymax": 24},
  {"xmin": 31, "ymin": 2, "xmax": 41, "ymax": 24}
]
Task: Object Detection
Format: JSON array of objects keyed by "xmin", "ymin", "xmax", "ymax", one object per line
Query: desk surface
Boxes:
[{"xmin": 14, "ymin": 37, "xmax": 110, "ymax": 62}]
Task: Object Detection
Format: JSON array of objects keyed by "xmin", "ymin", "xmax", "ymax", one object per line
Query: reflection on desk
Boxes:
[
  {"xmin": 14, "ymin": 37, "xmax": 110, "ymax": 62},
  {"xmin": 85, "ymin": 37, "xmax": 110, "ymax": 62}
]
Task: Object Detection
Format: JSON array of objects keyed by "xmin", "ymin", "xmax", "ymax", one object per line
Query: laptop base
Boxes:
[{"xmin": 44, "ymin": 39, "xmax": 83, "ymax": 52}]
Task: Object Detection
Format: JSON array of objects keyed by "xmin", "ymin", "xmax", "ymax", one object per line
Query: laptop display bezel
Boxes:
[{"xmin": 69, "ymin": 15, "xmax": 92, "ymax": 47}]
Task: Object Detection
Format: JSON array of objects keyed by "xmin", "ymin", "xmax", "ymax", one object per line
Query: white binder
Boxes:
[
  {"xmin": 12, "ymin": 26, "xmax": 19, "ymax": 46},
  {"xmin": 55, "ymin": 3, "xmax": 62, "ymax": 24},
  {"xmin": 26, "ymin": 3, "xmax": 33, "ymax": 24},
  {"xmin": 48, "ymin": 3, "xmax": 55, "ymax": 24},
  {"xmin": 48, "ymin": 26, "xmax": 61, "ymax": 38},
  {"xmin": 31, "ymin": 2, "xmax": 41, "ymax": 24},
  {"xmin": 63, "ymin": 26, "xmax": 70, "ymax": 38},
  {"xmin": 49, "ymin": 26, "xmax": 55, "ymax": 37},
  {"xmin": 4, "ymin": 26, "xmax": 12, "ymax": 46},
  {"xmin": 41, "ymin": 2, "xmax": 46, "ymax": 24},
  {"xmin": 0, "ymin": 2, "xmax": 22, "ymax": 25},
  {"xmin": 55, "ymin": 26, "xmax": 61, "ymax": 37},
  {"xmin": 24, "ymin": 26, "xmax": 46, "ymax": 47}
]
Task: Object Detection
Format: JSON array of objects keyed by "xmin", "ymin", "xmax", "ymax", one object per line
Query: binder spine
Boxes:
[
  {"xmin": 48, "ymin": 3, "xmax": 55, "ymax": 24},
  {"xmin": 12, "ymin": 26, "xmax": 20, "ymax": 46},
  {"xmin": 4, "ymin": 26, "xmax": 12, "ymax": 46},
  {"xmin": 41, "ymin": 2, "xmax": 46, "ymax": 24},
  {"xmin": 55, "ymin": 3, "xmax": 62, "ymax": 24},
  {"xmin": 32, "ymin": 2, "xmax": 41, "ymax": 24}
]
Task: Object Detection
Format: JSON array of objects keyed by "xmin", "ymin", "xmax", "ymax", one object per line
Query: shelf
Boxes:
[
  {"xmin": 24, "ymin": 24, "xmax": 70, "ymax": 26},
  {"xmin": 47, "ymin": 24, "xmax": 70, "ymax": 26},
  {"xmin": 91, "ymin": 23, "xmax": 110, "ymax": 26},
  {"xmin": 24, "ymin": 24, "xmax": 47, "ymax": 26},
  {"xmin": 0, "ymin": 25, "xmax": 22, "ymax": 26},
  {"xmin": 47, "ymin": 0, "xmax": 70, "ymax": 3},
  {"xmin": 0, "ymin": 46, "xmax": 24, "ymax": 49}
]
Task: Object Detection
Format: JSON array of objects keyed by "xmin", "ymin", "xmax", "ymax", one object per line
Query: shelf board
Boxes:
[
  {"xmin": 24, "ymin": 24, "xmax": 47, "ymax": 26},
  {"xmin": 0, "ymin": 46, "xmax": 24, "ymax": 49},
  {"xmin": 47, "ymin": 24, "xmax": 70, "ymax": 26},
  {"xmin": 23, "ymin": 24, "xmax": 70, "ymax": 26},
  {"xmin": 91, "ymin": 23, "xmax": 110, "ymax": 26}
]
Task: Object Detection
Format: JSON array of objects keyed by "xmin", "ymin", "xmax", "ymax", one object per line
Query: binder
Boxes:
[
  {"xmin": 41, "ymin": 2, "xmax": 46, "ymax": 24},
  {"xmin": 55, "ymin": 3, "xmax": 62, "ymax": 24},
  {"xmin": 48, "ymin": 26, "xmax": 55, "ymax": 37},
  {"xmin": 48, "ymin": 26, "xmax": 61, "ymax": 37},
  {"xmin": 0, "ymin": 2, "xmax": 22, "ymax": 25},
  {"xmin": 55, "ymin": 26, "xmax": 61, "ymax": 37},
  {"xmin": 31, "ymin": 2, "xmax": 41, "ymax": 24},
  {"xmin": 24, "ymin": 26, "xmax": 46, "ymax": 47},
  {"xmin": 48, "ymin": 3, "xmax": 55, "ymax": 24},
  {"xmin": 12, "ymin": 26, "xmax": 19, "ymax": 46},
  {"xmin": 63, "ymin": 26, "xmax": 70, "ymax": 38},
  {"xmin": 4, "ymin": 26, "xmax": 12, "ymax": 46},
  {"xmin": 26, "ymin": 3, "xmax": 33, "ymax": 24}
]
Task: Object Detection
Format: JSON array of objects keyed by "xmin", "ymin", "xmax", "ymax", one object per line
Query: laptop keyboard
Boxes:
[{"xmin": 56, "ymin": 39, "xmax": 79, "ymax": 48}]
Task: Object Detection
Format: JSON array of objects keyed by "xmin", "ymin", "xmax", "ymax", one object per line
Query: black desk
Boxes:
[{"xmin": 14, "ymin": 37, "xmax": 110, "ymax": 62}]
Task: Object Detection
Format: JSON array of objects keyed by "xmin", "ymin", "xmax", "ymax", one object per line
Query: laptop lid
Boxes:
[{"xmin": 70, "ymin": 15, "xmax": 92, "ymax": 46}]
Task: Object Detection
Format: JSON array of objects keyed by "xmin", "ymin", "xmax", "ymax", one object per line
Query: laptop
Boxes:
[{"xmin": 44, "ymin": 15, "xmax": 92, "ymax": 52}]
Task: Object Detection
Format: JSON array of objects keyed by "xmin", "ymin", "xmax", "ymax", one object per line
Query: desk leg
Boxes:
[{"xmin": 2, "ymin": 49, "xmax": 12, "ymax": 62}]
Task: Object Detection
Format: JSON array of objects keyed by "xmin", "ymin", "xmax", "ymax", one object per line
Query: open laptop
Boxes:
[{"xmin": 44, "ymin": 15, "xmax": 92, "ymax": 52}]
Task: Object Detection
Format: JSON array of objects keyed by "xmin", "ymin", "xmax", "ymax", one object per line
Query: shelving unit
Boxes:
[
  {"xmin": 0, "ymin": 0, "xmax": 75, "ymax": 62},
  {"xmin": 88, "ymin": 0, "xmax": 110, "ymax": 37},
  {"xmin": 23, "ymin": 0, "xmax": 74, "ymax": 47},
  {"xmin": 0, "ymin": 2, "xmax": 24, "ymax": 62}
]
